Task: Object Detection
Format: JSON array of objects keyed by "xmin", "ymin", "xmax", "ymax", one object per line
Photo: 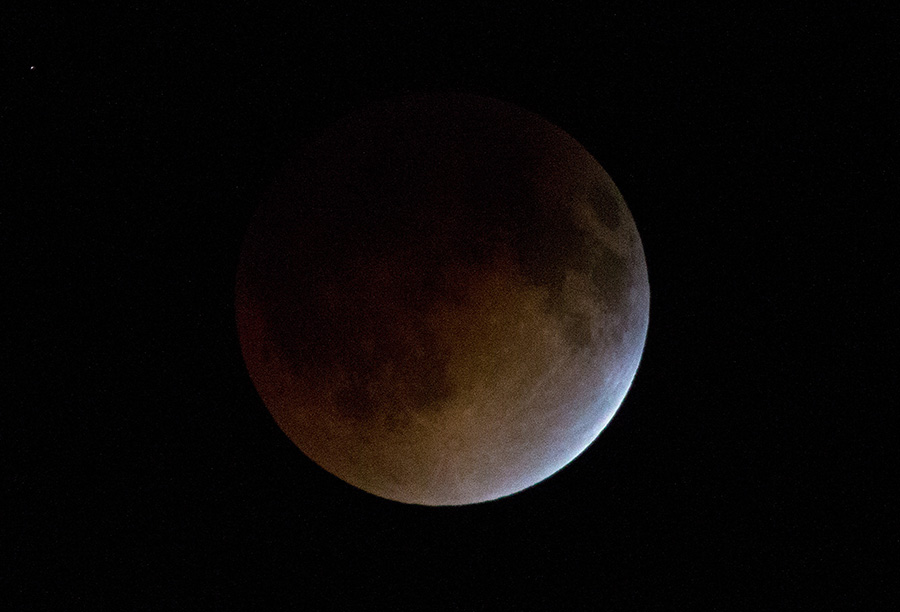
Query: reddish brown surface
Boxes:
[{"xmin": 236, "ymin": 93, "xmax": 649, "ymax": 504}]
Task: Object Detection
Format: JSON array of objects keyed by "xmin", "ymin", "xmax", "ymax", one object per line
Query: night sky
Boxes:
[{"xmin": 6, "ymin": 5, "xmax": 894, "ymax": 609}]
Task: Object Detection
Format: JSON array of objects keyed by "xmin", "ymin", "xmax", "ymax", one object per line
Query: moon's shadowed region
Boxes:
[{"xmin": 236, "ymin": 93, "xmax": 649, "ymax": 505}]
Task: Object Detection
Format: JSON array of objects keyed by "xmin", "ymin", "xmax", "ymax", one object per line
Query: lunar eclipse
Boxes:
[{"xmin": 235, "ymin": 93, "xmax": 649, "ymax": 505}]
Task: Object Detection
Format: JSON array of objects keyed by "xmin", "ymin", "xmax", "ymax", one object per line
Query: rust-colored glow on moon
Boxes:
[{"xmin": 236, "ymin": 93, "xmax": 649, "ymax": 505}]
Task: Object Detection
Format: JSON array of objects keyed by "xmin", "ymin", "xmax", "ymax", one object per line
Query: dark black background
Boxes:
[{"xmin": 5, "ymin": 4, "xmax": 895, "ymax": 609}]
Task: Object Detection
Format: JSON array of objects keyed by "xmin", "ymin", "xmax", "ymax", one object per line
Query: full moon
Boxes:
[{"xmin": 236, "ymin": 93, "xmax": 649, "ymax": 505}]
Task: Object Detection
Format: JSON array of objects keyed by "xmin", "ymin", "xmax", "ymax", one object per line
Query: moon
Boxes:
[{"xmin": 235, "ymin": 93, "xmax": 649, "ymax": 505}]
